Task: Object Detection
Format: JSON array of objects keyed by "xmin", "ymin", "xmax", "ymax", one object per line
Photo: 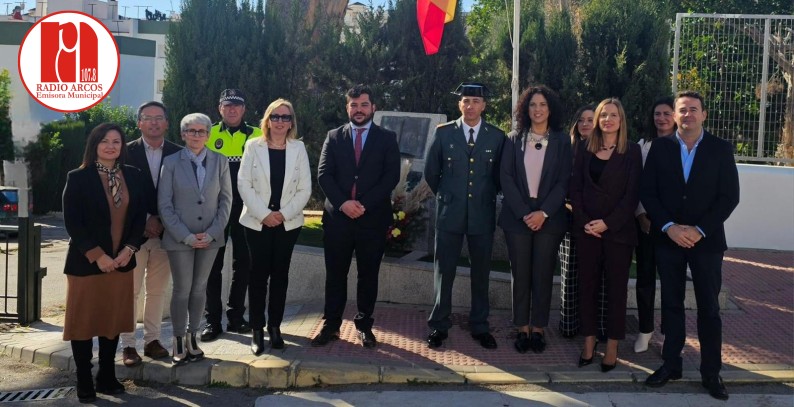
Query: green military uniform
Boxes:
[{"xmin": 423, "ymin": 117, "xmax": 505, "ymax": 335}]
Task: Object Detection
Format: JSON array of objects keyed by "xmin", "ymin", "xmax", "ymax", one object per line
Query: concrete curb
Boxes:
[{"xmin": 2, "ymin": 339, "xmax": 792, "ymax": 388}]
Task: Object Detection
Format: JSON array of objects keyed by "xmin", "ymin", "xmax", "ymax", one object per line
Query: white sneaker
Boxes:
[{"xmin": 634, "ymin": 331, "xmax": 653, "ymax": 353}]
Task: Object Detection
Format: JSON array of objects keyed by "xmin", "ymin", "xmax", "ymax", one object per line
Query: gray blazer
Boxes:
[{"xmin": 158, "ymin": 148, "xmax": 232, "ymax": 251}]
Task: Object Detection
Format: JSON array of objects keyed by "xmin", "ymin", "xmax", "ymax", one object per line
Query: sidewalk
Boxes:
[{"xmin": 0, "ymin": 249, "xmax": 791, "ymax": 388}]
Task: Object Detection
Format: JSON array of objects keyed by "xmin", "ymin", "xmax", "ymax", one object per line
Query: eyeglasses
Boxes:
[
  {"xmin": 269, "ymin": 114, "xmax": 293, "ymax": 122},
  {"xmin": 183, "ymin": 129, "xmax": 209, "ymax": 137},
  {"xmin": 140, "ymin": 115, "xmax": 165, "ymax": 122}
]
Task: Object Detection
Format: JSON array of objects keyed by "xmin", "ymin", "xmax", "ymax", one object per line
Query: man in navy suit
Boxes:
[
  {"xmin": 641, "ymin": 91, "xmax": 740, "ymax": 400},
  {"xmin": 120, "ymin": 101, "xmax": 182, "ymax": 366},
  {"xmin": 312, "ymin": 84, "xmax": 401, "ymax": 348}
]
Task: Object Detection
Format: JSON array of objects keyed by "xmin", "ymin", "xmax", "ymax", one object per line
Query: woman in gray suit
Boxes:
[
  {"xmin": 158, "ymin": 113, "xmax": 232, "ymax": 365},
  {"xmin": 499, "ymin": 85, "xmax": 572, "ymax": 354}
]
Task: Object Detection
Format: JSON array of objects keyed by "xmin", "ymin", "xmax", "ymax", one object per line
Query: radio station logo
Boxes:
[{"xmin": 18, "ymin": 11, "xmax": 120, "ymax": 113}]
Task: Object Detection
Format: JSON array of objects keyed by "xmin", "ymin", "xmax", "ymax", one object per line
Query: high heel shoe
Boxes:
[
  {"xmin": 251, "ymin": 329, "xmax": 265, "ymax": 356},
  {"xmin": 634, "ymin": 331, "xmax": 653, "ymax": 353},
  {"xmin": 268, "ymin": 327, "xmax": 284, "ymax": 349},
  {"xmin": 578, "ymin": 342, "xmax": 597, "ymax": 368},
  {"xmin": 601, "ymin": 343, "xmax": 619, "ymax": 372}
]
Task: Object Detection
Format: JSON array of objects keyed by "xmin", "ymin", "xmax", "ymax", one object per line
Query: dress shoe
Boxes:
[
  {"xmin": 122, "ymin": 347, "xmax": 142, "ymax": 367},
  {"xmin": 529, "ymin": 332, "xmax": 546, "ymax": 353},
  {"xmin": 200, "ymin": 324, "xmax": 223, "ymax": 342},
  {"xmin": 227, "ymin": 319, "xmax": 252, "ymax": 334},
  {"xmin": 268, "ymin": 327, "xmax": 285, "ymax": 349},
  {"xmin": 143, "ymin": 340, "xmax": 169, "ymax": 359},
  {"xmin": 601, "ymin": 361, "xmax": 617, "ymax": 372},
  {"xmin": 358, "ymin": 329, "xmax": 377, "ymax": 348},
  {"xmin": 427, "ymin": 330, "xmax": 448, "ymax": 348},
  {"xmin": 185, "ymin": 332, "xmax": 205, "ymax": 361},
  {"xmin": 514, "ymin": 332, "xmax": 530, "ymax": 353},
  {"xmin": 251, "ymin": 328, "xmax": 265, "ymax": 356},
  {"xmin": 702, "ymin": 376, "xmax": 729, "ymax": 400},
  {"xmin": 578, "ymin": 342, "xmax": 597, "ymax": 368},
  {"xmin": 310, "ymin": 329, "xmax": 339, "ymax": 347},
  {"xmin": 472, "ymin": 332, "xmax": 498, "ymax": 349},
  {"xmin": 634, "ymin": 331, "xmax": 653, "ymax": 353},
  {"xmin": 645, "ymin": 366, "xmax": 682, "ymax": 387}
]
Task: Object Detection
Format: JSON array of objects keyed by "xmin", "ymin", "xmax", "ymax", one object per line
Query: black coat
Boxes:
[
  {"xmin": 640, "ymin": 132, "xmax": 740, "ymax": 252},
  {"xmin": 569, "ymin": 141, "xmax": 643, "ymax": 246},
  {"xmin": 498, "ymin": 129, "xmax": 572, "ymax": 236},
  {"xmin": 126, "ymin": 137, "xmax": 182, "ymax": 246},
  {"xmin": 62, "ymin": 165, "xmax": 146, "ymax": 276},
  {"xmin": 318, "ymin": 123, "xmax": 401, "ymax": 230}
]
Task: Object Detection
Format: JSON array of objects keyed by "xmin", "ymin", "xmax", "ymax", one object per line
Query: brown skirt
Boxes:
[{"xmin": 63, "ymin": 272, "xmax": 134, "ymax": 341}]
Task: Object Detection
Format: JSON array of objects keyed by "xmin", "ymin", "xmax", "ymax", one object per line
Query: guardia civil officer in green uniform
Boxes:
[
  {"xmin": 201, "ymin": 89, "xmax": 263, "ymax": 342},
  {"xmin": 424, "ymin": 83, "xmax": 506, "ymax": 349}
]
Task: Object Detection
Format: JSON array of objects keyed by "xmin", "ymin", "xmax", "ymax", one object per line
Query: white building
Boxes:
[{"xmin": 0, "ymin": 0, "xmax": 169, "ymax": 147}]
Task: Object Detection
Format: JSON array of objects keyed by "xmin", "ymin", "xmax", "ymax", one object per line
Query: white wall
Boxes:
[{"xmin": 726, "ymin": 164, "xmax": 794, "ymax": 251}]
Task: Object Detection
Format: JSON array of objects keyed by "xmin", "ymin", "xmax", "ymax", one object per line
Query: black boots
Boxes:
[
  {"xmin": 71, "ymin": 339, "xmax": 96, "ymax": 403},
  {"xmin": 251, "ymin": 329, "xmax": 265, "ymax": 355},
  {"xmin": 268, "ymin": 327, "xmax": 284, "ymax": 349},
  {"xmin": 185, "ymin": 332, "xmax": 205, "ymax": 362},
  {"xmin": 95, "ymin": 336, "xmax": 125, "ymax": 395}
]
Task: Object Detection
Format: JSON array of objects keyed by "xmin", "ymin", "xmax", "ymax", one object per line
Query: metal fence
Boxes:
[{"xmin": 673, "ymin": 13, "xmax": 794, "ymax": 164}]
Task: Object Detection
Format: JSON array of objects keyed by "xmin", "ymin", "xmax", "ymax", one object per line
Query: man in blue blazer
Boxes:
[
  {"xmin": 641, "ymin": 91, "xmax": 740, "ymax": 400},
  {"xmin": 423, "ymin": 83, "xmax": 506, "ymax": 349},
  {"xmin": 313, "ymin": 84, "xmax": 401, "ymax": 348}
]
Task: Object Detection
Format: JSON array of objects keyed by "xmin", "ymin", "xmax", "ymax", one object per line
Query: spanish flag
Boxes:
[{"xmin": 417, "ymin": 0, "xmax": 456, "ymax": 55}]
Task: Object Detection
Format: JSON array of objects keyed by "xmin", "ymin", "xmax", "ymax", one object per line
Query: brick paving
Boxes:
[{"xmin": 301, "ymin": 249, "xmax": 794, "ymax": 370}]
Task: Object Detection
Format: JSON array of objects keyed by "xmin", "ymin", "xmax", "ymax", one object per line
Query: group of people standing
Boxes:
[
  {"xmin": 61, "ymin": 90, "xmax": 313, "ymax": 402},
  {"xmin": 422, "ymin": 84, "xmax": 739, "ymax": 401},
  {"xmin": 59, "ymin": 82, "xmax": 739, "ymax": 403}
]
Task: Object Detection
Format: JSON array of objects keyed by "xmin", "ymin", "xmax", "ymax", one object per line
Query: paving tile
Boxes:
[
  {"xmin": 211, "ymin": 360, "xmax": 248, "ymax": 387},
  {"xmin": 249, "ymin": 359, "xmax": 292, "ymax": 388}
]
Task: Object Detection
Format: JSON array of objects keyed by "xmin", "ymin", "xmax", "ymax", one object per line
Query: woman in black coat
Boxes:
[
  {"xmin": 569, "ymin": 98, "xmax": 641, "ymax": 372},
  {"xmin": 499, "ymin": 85, "xmax": 572, "ymax": 354},
  {"xmin": 62, "ymin": 123, "xmax": 146, "ymax": 403}
]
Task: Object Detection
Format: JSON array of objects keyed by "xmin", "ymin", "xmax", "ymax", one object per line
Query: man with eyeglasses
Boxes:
[
  {"xmin": 121, "ymin": 101, "xmax": 183, "ymax": 366},
  {"xmin": 201, "ymin": 89, "xmax": 263, "ymax": 341}
]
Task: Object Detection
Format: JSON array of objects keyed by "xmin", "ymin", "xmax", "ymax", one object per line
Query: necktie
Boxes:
[
  {"xmin": 96, "ymin": 161, "xmax": 122, "ymax": 208},
  {"xmin": 468, "ymin": 128, "xmax": 475, "ymax": 151},
  {"xmin": 352, "ymin": 127, "xmax": 365, "ymax": 199}
]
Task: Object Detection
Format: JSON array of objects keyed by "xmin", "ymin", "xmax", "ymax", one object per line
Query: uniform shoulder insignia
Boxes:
[{"xmin": 437, "ymin": 121, "xmax": 455, "ymax": 128}]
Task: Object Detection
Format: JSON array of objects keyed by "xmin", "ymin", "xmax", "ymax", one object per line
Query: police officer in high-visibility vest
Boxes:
[{"xmin": 201, "ymin": 89, "xmax": 263, "ymax": 341}]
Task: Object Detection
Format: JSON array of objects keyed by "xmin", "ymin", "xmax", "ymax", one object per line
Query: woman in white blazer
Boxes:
[
  {"xmin": 238, "ymin": 99, "xmax": 311, "ymax": 354},
  {"xmin": 159, "ymin": 113, "xmax": 232, "ymax": 364}
]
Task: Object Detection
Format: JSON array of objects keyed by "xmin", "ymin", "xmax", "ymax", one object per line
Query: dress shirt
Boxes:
[
  {"xmin": 350, "ymin": 121, "xmax": 372, "ymax": 149},
  {"xmin": 461, "ymin": 119, "xmax": 482, "ymax": 143},
  {"xmin": 661, "ymin": 130, "xmax": 706, "ymax": 237},
  {"xmin": 143, "ymin": 138, "xmax": 164, "ymax": 186}
]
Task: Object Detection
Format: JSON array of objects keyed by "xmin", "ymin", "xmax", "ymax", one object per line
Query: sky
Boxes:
[{"xmin": 115, "ymin": 0, "xmax": 475, "ymax": 19}]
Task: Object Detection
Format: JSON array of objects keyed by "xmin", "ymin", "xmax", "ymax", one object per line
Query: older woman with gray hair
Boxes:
[{"xmin": 158, "ymin": 113, "xmax": 232, "ymax": 364}]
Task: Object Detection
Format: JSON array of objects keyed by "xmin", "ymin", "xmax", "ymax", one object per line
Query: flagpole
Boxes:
[{"xmin": 511, "ymin": 0, "xmax": 520, "ymax": 131}]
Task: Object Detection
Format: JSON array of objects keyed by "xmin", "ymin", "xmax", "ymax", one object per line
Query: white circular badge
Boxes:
[{"xmin": 18, "ymin": 11, "xmax": 120, "ymax": 113}]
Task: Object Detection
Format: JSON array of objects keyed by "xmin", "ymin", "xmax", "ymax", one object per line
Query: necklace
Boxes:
[
  {"xmin": 267, "ymin": 140, "xmax": 287, "ymax": 150},
  {"xmin": 528, "ymin": 129, "xmax": 549, "ymax": 150},
  {"xmin": 600, "ymin": 144, "xmax": 616, "ymax": 151}
]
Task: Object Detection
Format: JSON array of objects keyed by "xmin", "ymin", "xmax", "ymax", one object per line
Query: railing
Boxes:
[{"xmin": 0, "ymin": 218, "xmax": 47, "ymax": 324}]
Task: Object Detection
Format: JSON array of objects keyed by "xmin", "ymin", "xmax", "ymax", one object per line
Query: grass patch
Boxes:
[{"xmin": 297, "ymin": 216, "xmax": 324, "ymax": 248}]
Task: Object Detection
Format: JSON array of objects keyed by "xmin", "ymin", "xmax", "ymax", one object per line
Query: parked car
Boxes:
[{"xmin": 0, "ymin": 186, "xmax": 20, "ymax": 237}]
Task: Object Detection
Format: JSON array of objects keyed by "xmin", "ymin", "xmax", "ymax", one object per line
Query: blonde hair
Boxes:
[
  {"xmin": 588, "ymin": 98, "xmax": 628, "ymax": 154},
  {"xmin": 259, "ymin": 98, "xmax": 298, "ymax": 141}
]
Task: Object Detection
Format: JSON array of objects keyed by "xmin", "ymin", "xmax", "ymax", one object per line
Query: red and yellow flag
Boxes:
[{"xmin": 417, "ymin": 0, "xmax": 456, "ymax": 55}]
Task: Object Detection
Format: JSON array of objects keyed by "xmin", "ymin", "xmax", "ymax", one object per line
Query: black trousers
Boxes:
[
  {"xmin": 505, "ymin": 230, "xmax": 564, "ymax": 328},
  {"xmin": 321, "ymin": 221, "xmax": 387, "ymax": 332},
  {"xmin": 205, "ymin": 203, "xmax": 251, "ymax": 326},
  {"xmin": 577, "ymin": 234, "xmax": 633, "ymax": 340},
  {"xmin": 428, "ymin": 230, "xmax": 494, "ymax": 335},
  {"xmin": 635, "ymin": 221, "xmax": 658, "ymax": 334},
  {"xmin": 245, "ymin": 224, "xmax": 301, "ymax": 330},
  {"xmin": 657, "ymin": 243, "xmax": 724, "ymax": 378}
]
